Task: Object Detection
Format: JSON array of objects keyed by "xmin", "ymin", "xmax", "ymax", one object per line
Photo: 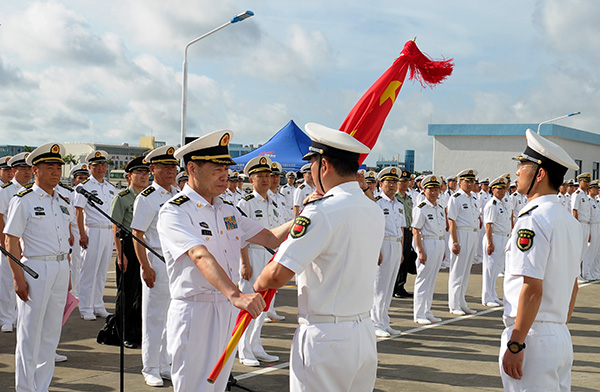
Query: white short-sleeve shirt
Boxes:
[
  {"xmin": 131, "ymin": 181, "xmax": 179, "ymax": 250},
  {"xmin": 571, "ymin": 188, "xmax": 591, "ymax": 222},
  {"xmin": 412, "ymin": 199, "xmax": 445, "ymax": 238},
  {"xmin": 376, "ymin": 192, "xmax": 406, "ymax": 238},
  {"xmin": 446, "ymin": 189, "xmax": 479, "ymax": 228},
  {"xmin": 73, "ymin": 177, "xmax": 116, "ymax": 226},
  {"xmin": 293, "ymin": 183, "xmax": 315, "ymax": 208},
  {"xmin": 483, "ymin": 196, "xmax": 511, "ymax": 235}
]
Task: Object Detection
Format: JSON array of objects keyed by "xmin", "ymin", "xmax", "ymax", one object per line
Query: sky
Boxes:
[{"xmin": 1, "ymin": 0, "xmax": 598, "ymax": 171}]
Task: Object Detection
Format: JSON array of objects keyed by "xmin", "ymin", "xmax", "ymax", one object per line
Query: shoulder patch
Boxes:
[
  {"xmin": 16, "ymin": 188, "xmax": 33, "ymax": 198},
  {"xmin": 290, "ymin": 216, "xmax": 311, "ymax": 238},
  {"xmin": 518, "ymin": 204, "xmax": 538, "ymax": 218},
  {"xmin": 118, "ymin": 189, "xmax": 130, "ymax": 197},
  {"xmin": 58, "ymin": 182, "xmax": 73, "ymax": 192},
  {"xmin": 417, "ymin": 202, "xmax": 426, "ymax": 208},
  {"xmin": 58, "ymin": 193, "xmax": 71, "ymax": 205},
  {"xmin": 141, "ymin": 186, "xmax": 155, "ymax": 197},
  {"xmin": 243, "ymin": 194, "xmax": 255, "ymax": 201},
  {"xmin": 452, "ymin": 192, "xmax": 461, "ymax": 198},
  {"xmin": 169, "ymin": 195, "xmax": 190, "ymax": 206},
  {"xmin": 516, "ymin": 229, "xmax": 535, "ymax": 251},
  {"xmin": 375, "ymin": 196, "xmax": 382, "ymax": 201},
  {"xmin": 304, "ymin": 194, "xmax": 333, "ymax": 206},
  {"xmin": 1, "ymin": 182, "xmax": 11, "ymax": 189},
  {"xmin": 81, "ymin": 178, "xmax": 90, "ymax": 184}
]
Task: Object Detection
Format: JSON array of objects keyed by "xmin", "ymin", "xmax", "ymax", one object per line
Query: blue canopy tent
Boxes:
[{"xmin": 230, "ymin": 120, "xmax": 311, "ymax": 172}]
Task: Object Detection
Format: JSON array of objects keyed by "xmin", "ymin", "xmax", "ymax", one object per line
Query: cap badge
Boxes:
[
  {"xmin": 82, "ymin": 165, "xmax": 87, "ymax": 170},
  {"xmin": 391, "ymin": 168, "xmax": 397, "ymax": 175},
  {"xmin": 272, "ymin": 163, "xmax": 277, "ymax": 169},
  {"xmin": 220, "ymin": 133, "xmax": 230, "ymax": 147},
  {"xmin": 167, "ymin": 147, "xmax": 175, "ymax": 155},
  {"xmin": 142, "ymin": 159, "xmax": 147, "ymax": 164},
  {"xmin": 468, "ymin": 170, "xmax": 473, "ymax": 175},
  {"xmin": 431, "ymin": 176, "xmax": 436, "ymax": 181},
  {"xmin": 51, "ymin": 144, "xmax": 60, "ymax": 154},
  {"xmin": 260, "ymin": 157, "xmax": 267, "ymax": 165},
  {"xmin": 24, "ymin": 153, "xmax": 29, "ymax": 159},
  {"xmin": 95, "ymin": 151, "xmax": 102, "ymax": 158}
]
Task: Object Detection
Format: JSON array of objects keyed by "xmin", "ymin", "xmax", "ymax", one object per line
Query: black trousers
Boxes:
[
  {"xmin": 394, "ymin": 227, "xmax": 415, "ymax": 293},
  {"xmin": 114, "ymin": 236, "xmax": 142, "ymax": 344}
]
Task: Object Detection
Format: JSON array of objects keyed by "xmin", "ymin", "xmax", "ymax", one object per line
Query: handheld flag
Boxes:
[{"xmin": 339, "ymin": 39, "xmax": 454, "ymax": 164}]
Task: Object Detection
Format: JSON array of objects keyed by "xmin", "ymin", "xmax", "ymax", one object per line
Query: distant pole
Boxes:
[
  {"xmin": 180, "ymin": 11, "xmax": 254, "ymax": 148},
  {"xmin": 537, "ymin": 111, "xmax": 581, "ymax": 134}
]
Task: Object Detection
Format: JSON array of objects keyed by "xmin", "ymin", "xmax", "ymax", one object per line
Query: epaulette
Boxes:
[
  {"xmin": 222, "ymin": 199, "xmax": 233, "ymax": 206},
  {"xmin": 236, "ymin": 206, "xmax": 248, "ymax": 217},
  {"xmin": 58, "ymin": 193, "xmax": 71, "ymax": 205},
  {"xmin": 299, "ymin": 184, "xmax": 306, "ymax": 189},
  {"xmin": 304, "ymin": 194, "xmax": 333, "ymax": 206},
  {"xmin": 375, "ymin": 196, "xmax": 382, "ymax": 201},
  {"xmin": 16, "ymin": 188, "xmax": 33, "ymax": 198},
  {"xmin": 243, "ymin": 194, "xmax": 255, "ymax": 201},
  {"xmin": 1, "ymin": 182, "xmax": 11, "ymax": 189},
  {"xmin": 81, "ymin": 178, "xmax": 90, "ymax": 184},
  {"xmin": 492, "ymin": 200, "xmax": 497, "ymax": 205},
  {"xmin": 518, "ymin": 204, "xmax": 539, "ymax": 218},
  {"xmin": 58, "ymin": 182, "xmax": 73, "ymax": 192},
  {"xmin": 141, "ymin": 186, "xmax": 155, "ymax": 197},
  {"xmin": 24, "ymin": 183, "xmax": 33, "ymax": 189},
  {"xmin": 452, "ymin": 192, "xmax": 461, "ymax": 198},
  {"xmin": 417, "ymin": 202, "xmax": 426, "ymax": 208},
  {"xmin": 118, "ymin": 189, "xmax": 130, "ymax": 197},
  {"xmin": 512, "ymin": 192, "xmax": 518, "ymax": 197},
  {"xmin": 576, "ymin": 189, "xmax": 581, "ymax": 194},
  {"xmin": 169, "ymin": 195, "xmax": 190, "ymax": 206},
  {"xmin": 272, "ymin": 201, "xmax": 278, "ymax": 208}
]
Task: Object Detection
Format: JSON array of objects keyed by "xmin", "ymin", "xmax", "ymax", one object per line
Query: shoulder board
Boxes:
[
  {"xmin": 304, "ymin": 194, "xmax": 333, "ymax": 206},
  {"xmin": 169, "ymin": 195, "xmax": 190, "ymax": 206},
  {"xmin": 222, "ymin": 199, "xmax": 233, "ymax": 206},
  {"xmin": 24, "ymin": 183, "xmax": 33, "ymax": 189},
  {"xmin": 518, "ymin": 204, "xmax": 539, "ymax": 218},
  {"xmin": 1, "ymin": 182, "xmax": 11, "ymax": 189},
  {"xmin": 236, "ymin": 206, "xmax": 248, "ymax": 217},
  {"xmin": 576, "ymin": 189, "xmax": 581, "ymax": 194},
  {"xmin": 452, "ymin": 192, "xmax": 461, "ymax": 198},
  {"xmin": 417, "ymin": 202, "xmax": 426, "ymax": 208},
  {"xmin": 81, "ymin": 178, "xmax": 90, "ymax": 184},
  {"xmin": 118, "ymin": 189, "xmax": 130, "ymax": 197},
  {"xmin": 272, "ymin": 200, "xmax": 278, "ymax": 208},
  {"xmin": 243, "ymin": 194, "xmax": 255, "ymax": 201},
  {"xmin": 299, "ymin": 184, "xmax": 306, "ymax": 189},
  {"xmin": 58, "ymin": 182, "xmax": 73, "ymax": 192},
  {"xmin": 493, "ymin": 200, "xmax": 497, "ymax": 205},
  {"xmin": 375, "ymin": 196, "xmax": 382, "ymax": 201},
  {"xmin": 16, "ymin": 188, "xmax": 33, "ymax": 198},
  {"xmin": 58, "ymin": 193, "xmax": 71, "ymax": 205},
  {"xmin": 141, "ymin": 186, "xmax": 155, "ymax": 197}
]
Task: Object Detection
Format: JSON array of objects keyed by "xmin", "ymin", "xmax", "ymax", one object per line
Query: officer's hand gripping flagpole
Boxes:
[
  {"xmin": 0, "ymin": 243, "xmax": 38, "ymax": 279},
  {"xmin": 207, "ymin": 248, "xmax": 277, "ymax": 384}
]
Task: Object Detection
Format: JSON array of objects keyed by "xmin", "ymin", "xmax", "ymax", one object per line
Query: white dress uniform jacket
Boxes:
[
  {"xmin": 4, "ymin": 184, "xmax": 72, "ymax": 392},
  {"xmin": 274, "ymin": 181, "xmax": 385, "ymax": 392},
  {"xmin": 157, "ymin": 185, "xmax": 263, "ymax": 392},
  {"xmin": 500, "ymin": 195, "xmax": 582, "ymax": 391}
]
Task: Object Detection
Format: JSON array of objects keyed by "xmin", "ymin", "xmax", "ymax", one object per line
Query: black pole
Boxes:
[{"xmin": 0, "ymin": 243, "xmax": 39, "ymax": 279}]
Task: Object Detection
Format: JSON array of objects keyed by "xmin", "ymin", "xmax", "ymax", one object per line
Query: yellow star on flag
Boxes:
[{"xmin": 379, "ymin": 80, "xmax": 403, "ymax": 106}]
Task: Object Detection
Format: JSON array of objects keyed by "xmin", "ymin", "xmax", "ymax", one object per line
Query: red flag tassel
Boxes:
[{"xmin": 402, "ymin": 40, "xmax": 454, "ymax": 88}]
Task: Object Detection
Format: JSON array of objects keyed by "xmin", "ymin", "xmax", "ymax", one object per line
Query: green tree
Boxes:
[{"xmin": 63, "ymin": 154, "xmax": 78, "ymax": 165}]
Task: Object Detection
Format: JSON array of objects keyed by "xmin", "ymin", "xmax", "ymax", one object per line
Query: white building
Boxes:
[
  {"xmin": 429, "ymin": 123, "xmax": 600, "ymax": 182},
  {"xmin": 62, "ymin": 142, "xmax": 150, "ymax": 179}
]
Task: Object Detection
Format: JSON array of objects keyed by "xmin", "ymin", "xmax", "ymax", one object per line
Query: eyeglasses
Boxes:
[{"xmin": 516, "ymin": 161, "xmax": 538, "ymax": 170}]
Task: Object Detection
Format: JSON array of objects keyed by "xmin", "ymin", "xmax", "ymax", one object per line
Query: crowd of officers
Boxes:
[{"xmin": 0, "ymin": 127, "xmax": 591, "ymax": 391}]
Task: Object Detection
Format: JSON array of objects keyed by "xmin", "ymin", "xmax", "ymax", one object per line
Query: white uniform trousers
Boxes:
[
  {"xmin": 582, "ymin": 223, "xmax": 599, "ymax": 280},
  {"xmin": 290, "ymin": 319, "xmax": 377, "ymax": 392},
  {"xmin": 141, "ymin": 252, "xmax": 171, "ymax": 379},
  {"xmin": 238, "ymin": 246, "xmax": 269, "ymax": 360},
  {"xmin": 413, "ymin": 238, "xmax": 445, "ymax": 321},
  {"xmin": 500, "ymin": 322, "xmax": 572, "ymax": 391},
  {"xmin": 167, "ymin": 296, "xmax": 236, "ymax": 392},
  {"xmin": 448, "ymin": 228, "xmax": 478, "ymax": 311},
  {"xmin": 442, "ymin": 231, "xmax": 451, "ymax": 268},
  {"xmin": 0, "ymin": 254, "xmax": 17, "ymax": 328},
  {"xmin": 15, "ymin": 258, "xmax": 69, "ymax": 392},
  {"xmin": 481, "ymin": 234, "xmax": 509, "ymax": 304},
  {"xmin": 79, "ymin": 226, "xmax": 113, "ymax": 316},
  {"xmin": 371, "ymin": 237, "xmax": 402, "ymax": 329},
  {"xmin": 475, "ymin": 226, "xmax": 485, "ymax": 264},
  {"xmin": 69, "ymin": 241, "xmax": 83, "ymax": 298}
]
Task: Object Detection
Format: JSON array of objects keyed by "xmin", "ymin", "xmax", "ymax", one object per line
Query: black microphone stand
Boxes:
[
  {"xmin": 0, "ymin": 243, "xmax": 39, "ymax": 279},
  {"xmin": 82, "ymin": 193, "xmax": 164, "ymax": 392}
]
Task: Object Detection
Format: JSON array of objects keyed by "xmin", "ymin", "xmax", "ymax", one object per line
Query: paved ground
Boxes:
[{"xmin": 1, "ymin": 262, "xmax": 599, "ymax": 391}]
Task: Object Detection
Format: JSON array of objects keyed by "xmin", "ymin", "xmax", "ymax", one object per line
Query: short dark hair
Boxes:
[
  {"xmin": 545, "ymin": 167, "xmax": 563, "ymax": 191},
  {"xmin": 322, "ymin": 156, "xmax": 359, "ymax": 177}
]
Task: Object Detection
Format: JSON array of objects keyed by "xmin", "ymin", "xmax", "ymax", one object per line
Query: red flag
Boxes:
[{"xmin": 339, "ymin": 40, "xmax": 454, "ymax": 164}]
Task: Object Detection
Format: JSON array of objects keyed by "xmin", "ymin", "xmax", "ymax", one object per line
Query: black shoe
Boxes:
[
  {"xmin": 400, "ymin": 289, "xmax": 413, "ymax": 298},
  {"xmin": 124, "ymin": 341, "xmax": 139, "ymax": 349},
  {"xmin": 393, "ymin": 292, "xmax": 402, "ymax": 298}
]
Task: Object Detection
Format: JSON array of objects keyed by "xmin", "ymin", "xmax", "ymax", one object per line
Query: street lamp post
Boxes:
[
  {"xmin": 537, "ymin": 111, "xmax": 581, "ymax": 134},
  {"xmin": 180, "ymin": 10, "xmax": 254, "ymax": 148}
]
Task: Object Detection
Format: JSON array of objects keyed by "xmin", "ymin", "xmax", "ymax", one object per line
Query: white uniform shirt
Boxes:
[
  {"xmin": 280, "ymin": 183, "xmax": 296, "ymax": 211},
  {"xmin": 483, "ymin": 196, "xmax": 511, "ymax": 235},
  {"xmin": 131, "ymin": 182, "xmax": 179, "ymax": 249},
  {"xmin": 157, "ymin": 185, "xmax": 263, "ymax": 300},
  {"xmin": 478, "ymin": 190, "xmax": 491, "ymax": 214},
  {"xmin": 447, "ymin": 189, "xmax": 479, "ymax": 229},
  {"xmin": 237, "ymin": 190, "xmax": 281, "ymax": 230},
  {"xmin": 438, "ymin": 191, "xmax": 449, "ymax": 209},
  {"xmin": 503, "ymin": 195, "xmax": 582, "ymax": 324},
  {"xmin": 557, "ymin": 192, "xmax": 570, "ymax": 211},
  {"xmin": 589, "ymin": 195, "xmax": 600, "ymax": 224},
  {"xmin": 503, "ymin": 194, "xmax": 514, "ymax": 221},
  {"xmin": 510, "ymin": 192, "xmax": 527, "ymax": 217},
  {"xmin": 275, "ymin": 181, "xmax": 384, "ymax": 317},
  {"xmin": 268, "ymin": 189, "xmax": 292, "ymax": 222},
  {"xmin": 223, "ymin": 188, "xmax": 242, "ymax": 206},
  {"xmin": 414, "ymin": 191, "xmax": 426, "ymax": 206},
  {"xmin": 293, "ymin": 183, "xmax": 315, "ymax": 208},
  {"xmin": 571, "ymin": 188, "xmax": 591, "ymax": 222},
  {"xmin": 412, "ymin": 199, "xmax": 445, "ymax": 238},
  {"xmin": 0, "ymin": 179, "xmax": 30, "ymax": 216},
  {"xmin": 73, "ymin": 176, "xmax": 116, "ymax": 226},
  {"xmin": 376, "ymin": 192, "xmax": 406, "ymax": 238},
  {"xmin": 4, "ymin": 184, "xmax": 72, "ymax": 257}
]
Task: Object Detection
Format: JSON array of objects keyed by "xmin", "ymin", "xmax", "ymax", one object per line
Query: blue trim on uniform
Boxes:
[{"xmin": 428, "ymin": 124, "xmax": 600, "ymax": 146}]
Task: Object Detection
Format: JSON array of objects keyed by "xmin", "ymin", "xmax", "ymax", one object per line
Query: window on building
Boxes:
[
  {"xmin": 593, "ymin": 162, "xmax": 599, "ymax": 180},
  {"xmin": 575, "ymin": 159, "xmax": 582, "ymax": 177}
]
